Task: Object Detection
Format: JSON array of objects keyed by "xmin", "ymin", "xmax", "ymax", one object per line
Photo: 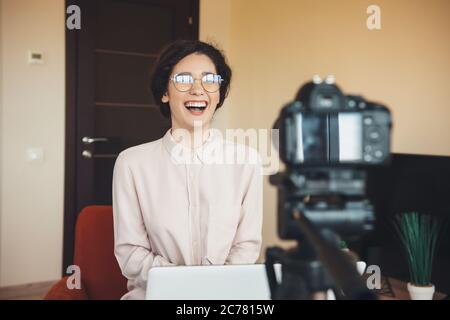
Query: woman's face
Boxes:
[{"xmin": 162, "ymin": 53, "xmax": 220, "ymax": 131}]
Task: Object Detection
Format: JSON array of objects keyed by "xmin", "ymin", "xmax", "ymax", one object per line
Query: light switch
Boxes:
[
  {"xmin": 28, "ymin": 51, "xmax": 44, "ymax": 64},
  {"xmin": 26, "ymin": 148, "xmax": 44, "ymax": 162}
]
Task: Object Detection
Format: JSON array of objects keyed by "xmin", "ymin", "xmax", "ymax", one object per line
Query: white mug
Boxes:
[{"xmin": 356, "ymin": 261, "xmax": 367, "ymax": 275}]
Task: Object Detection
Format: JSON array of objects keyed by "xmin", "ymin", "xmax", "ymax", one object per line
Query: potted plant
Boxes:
[{"xmin": 393, "ymin": 212, "xmax": 442, "ymax": 300}]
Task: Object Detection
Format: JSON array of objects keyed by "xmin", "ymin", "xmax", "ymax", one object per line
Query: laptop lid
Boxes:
[{"xmin": 145, "ymin": 264, "xmax": 281, "ymax": 300}]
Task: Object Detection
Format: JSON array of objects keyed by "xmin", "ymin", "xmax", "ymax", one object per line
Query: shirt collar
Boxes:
[{"xmin": 162, "ymin": 128, "xmax": 221, "ymax": 165}]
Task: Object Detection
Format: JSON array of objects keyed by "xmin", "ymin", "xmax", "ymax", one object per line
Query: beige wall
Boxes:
[
  {"xmin": 0, "ymin": 0, "xmax": 65, "ymax": 286},
  {"xmin": 199, "ymin": 0, "xmax": 231, "ymax": 132},
  {"xmin": 228, "ymin": 0, "xmax": 450, "ymax": 151},
  {"xmin": 223, "ymin": 0, "xmax": 450, "ymax": 257}
]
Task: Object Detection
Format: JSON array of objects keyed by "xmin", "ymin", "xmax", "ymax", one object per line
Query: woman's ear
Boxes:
[{"xmin": 161, "ymin": 92, "xmax": 169, "ymax": 103}]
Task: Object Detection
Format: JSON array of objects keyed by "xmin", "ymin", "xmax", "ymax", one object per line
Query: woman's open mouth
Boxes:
[{"xmin": 184, "ymin": 100, "xmax": 208, "ymax": 116}]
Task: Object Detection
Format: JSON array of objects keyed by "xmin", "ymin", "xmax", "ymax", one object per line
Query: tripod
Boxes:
[{"xmin": 265, "ymin": 210, "xmax": 377, "ymax": 300}]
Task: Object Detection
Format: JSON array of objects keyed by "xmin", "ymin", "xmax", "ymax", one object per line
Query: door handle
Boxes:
[
  {"xmin": 82, "ymin": 150, "xmax": 118, "ymax": 159},
  {"xmin": 82, "ymin": 136, "xmax": 109, "ymax": 144}
]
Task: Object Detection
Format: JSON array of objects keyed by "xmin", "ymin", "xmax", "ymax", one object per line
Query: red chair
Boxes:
[{"xmin": 45, "ymin": 206, "xmax": 127, "ymax": 299}]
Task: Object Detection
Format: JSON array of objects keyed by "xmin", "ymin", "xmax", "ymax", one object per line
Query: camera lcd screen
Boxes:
[
  {"xmin": 295, "ymin": 112, "xmax": 363, "ymax": 163},
  {"xmin": 338, "ymin": 113, "xmax": 363, "ymax": 161}
]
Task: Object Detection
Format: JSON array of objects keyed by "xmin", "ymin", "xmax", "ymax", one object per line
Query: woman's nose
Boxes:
[{"xmin": 190, "ymin": 79, "xmax": 204, "ymax": 95}]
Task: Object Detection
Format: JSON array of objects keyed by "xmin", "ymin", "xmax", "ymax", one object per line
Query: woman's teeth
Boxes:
[{"xmin": 185, "ymin": 101, "xmax": 207, "ymax": 114}]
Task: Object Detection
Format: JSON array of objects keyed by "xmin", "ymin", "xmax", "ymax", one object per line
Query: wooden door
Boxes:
[{"xmin": 64, "ymin": 0, "xmax": 199, "ymax": 270}]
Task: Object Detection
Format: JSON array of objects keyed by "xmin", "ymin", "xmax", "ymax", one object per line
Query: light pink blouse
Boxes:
[{"xmin": 112, "ymin": 129, "xmax": 263, "ymax": 299}]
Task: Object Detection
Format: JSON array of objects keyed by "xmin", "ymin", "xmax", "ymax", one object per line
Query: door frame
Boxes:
[
  {"xmin": 64, "ymin": 0, "xmax": 79, "ymax": 273},
  {"xmin": 63, "ymin": 0, "xmax": 199, "ymax": 273}
]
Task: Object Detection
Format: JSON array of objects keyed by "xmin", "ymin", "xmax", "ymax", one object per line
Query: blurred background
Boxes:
[{"xmin": 0, "ymin": 0, "xmax": 449, "ymax": 296}]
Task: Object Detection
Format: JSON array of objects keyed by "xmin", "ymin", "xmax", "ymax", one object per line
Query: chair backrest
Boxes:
[{"xmin": 74, "ymin": 205, "xmax": 127, "ymax": 299}]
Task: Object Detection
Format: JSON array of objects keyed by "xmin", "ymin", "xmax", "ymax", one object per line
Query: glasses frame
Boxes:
[{"xmin": 170, "ymin": 72, "xmax": 223, "ymax": 93}]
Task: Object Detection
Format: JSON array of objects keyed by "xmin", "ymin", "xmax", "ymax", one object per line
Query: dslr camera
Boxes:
[
  {"xmin": 265, "ymin": 76, "xmax": 392, "ymax": 300},
  {"xmin": 273, "ymin": 75, "xmax": 391, "ymax": 241}
]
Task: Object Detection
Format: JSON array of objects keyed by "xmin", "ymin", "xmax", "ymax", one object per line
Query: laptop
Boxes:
[{"xmin": 145, "ymin": 264, "xmax": 282, "ymax": 300}]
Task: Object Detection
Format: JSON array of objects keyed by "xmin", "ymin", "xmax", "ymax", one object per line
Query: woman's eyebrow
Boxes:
[
  {"xmin": 174, "ymin": 71, "xmax": 216, "ymax": 75},
  {"xmin": 173, "ymin": 71, "xmax": 217, "ymax": 77}
]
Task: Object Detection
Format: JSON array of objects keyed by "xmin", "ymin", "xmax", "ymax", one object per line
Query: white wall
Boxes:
[{"xmin": 0, "ymin": 0, "xmax": 65, "ymax": 287}]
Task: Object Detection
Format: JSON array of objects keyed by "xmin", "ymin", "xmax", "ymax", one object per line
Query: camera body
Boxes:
[
  {"xmin": 272, "ymin": 78, "xmax": 392, "ymax": 241},
  {"xmin": 278, "ymin": 80, "xmax": 391, "ymax": 167}
]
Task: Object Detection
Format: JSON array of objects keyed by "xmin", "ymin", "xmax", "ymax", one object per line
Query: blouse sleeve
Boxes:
[
  {"xmin": 112, "ymin": 153, "xmax": 174, "ymax": 289},
  {"xmin": 226, "ymin": 161, "xmax": 263, "ymax": 264}
]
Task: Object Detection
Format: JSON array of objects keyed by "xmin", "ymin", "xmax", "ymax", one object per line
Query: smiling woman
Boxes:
[
  {"xmin": 151, "ymin": 40, "xmax": 231, "ymax": 130},
  {"xmin": 112, "ymin": 40, "xmax": 263, "ymax": 299},
  {"xmin": 162, "ymin": 53, "xmax": 221, "ymax": 133}
]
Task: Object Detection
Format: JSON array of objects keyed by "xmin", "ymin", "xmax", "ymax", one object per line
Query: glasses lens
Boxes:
[
  {"xmin": 173, "ymin": 73, "xmax": 193, "ymax": 92},
  {"xmin": 202, "ymin": 73, "xmax": 222, "ymax": 93}
]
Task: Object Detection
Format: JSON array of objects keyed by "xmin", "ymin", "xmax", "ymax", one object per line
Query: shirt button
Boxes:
[{"xmin": 190, "ymin": 172, "xmax": 194, "ymax": 178}]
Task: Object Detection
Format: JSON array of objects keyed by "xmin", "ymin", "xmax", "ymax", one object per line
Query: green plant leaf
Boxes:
[{"xmin": 392, "ymin": 212, "xmax": 442, "ymax": 286}]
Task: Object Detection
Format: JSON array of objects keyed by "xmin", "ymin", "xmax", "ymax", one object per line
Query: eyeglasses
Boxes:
[{"xmin": 170, "ymin": 72, "xmax": 223, "ymax": 93}]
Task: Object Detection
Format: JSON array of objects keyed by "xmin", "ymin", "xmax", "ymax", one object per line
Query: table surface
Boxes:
[{"xmin": 375, "ymin": 277, "xmax": 447, "ymax": 300}]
